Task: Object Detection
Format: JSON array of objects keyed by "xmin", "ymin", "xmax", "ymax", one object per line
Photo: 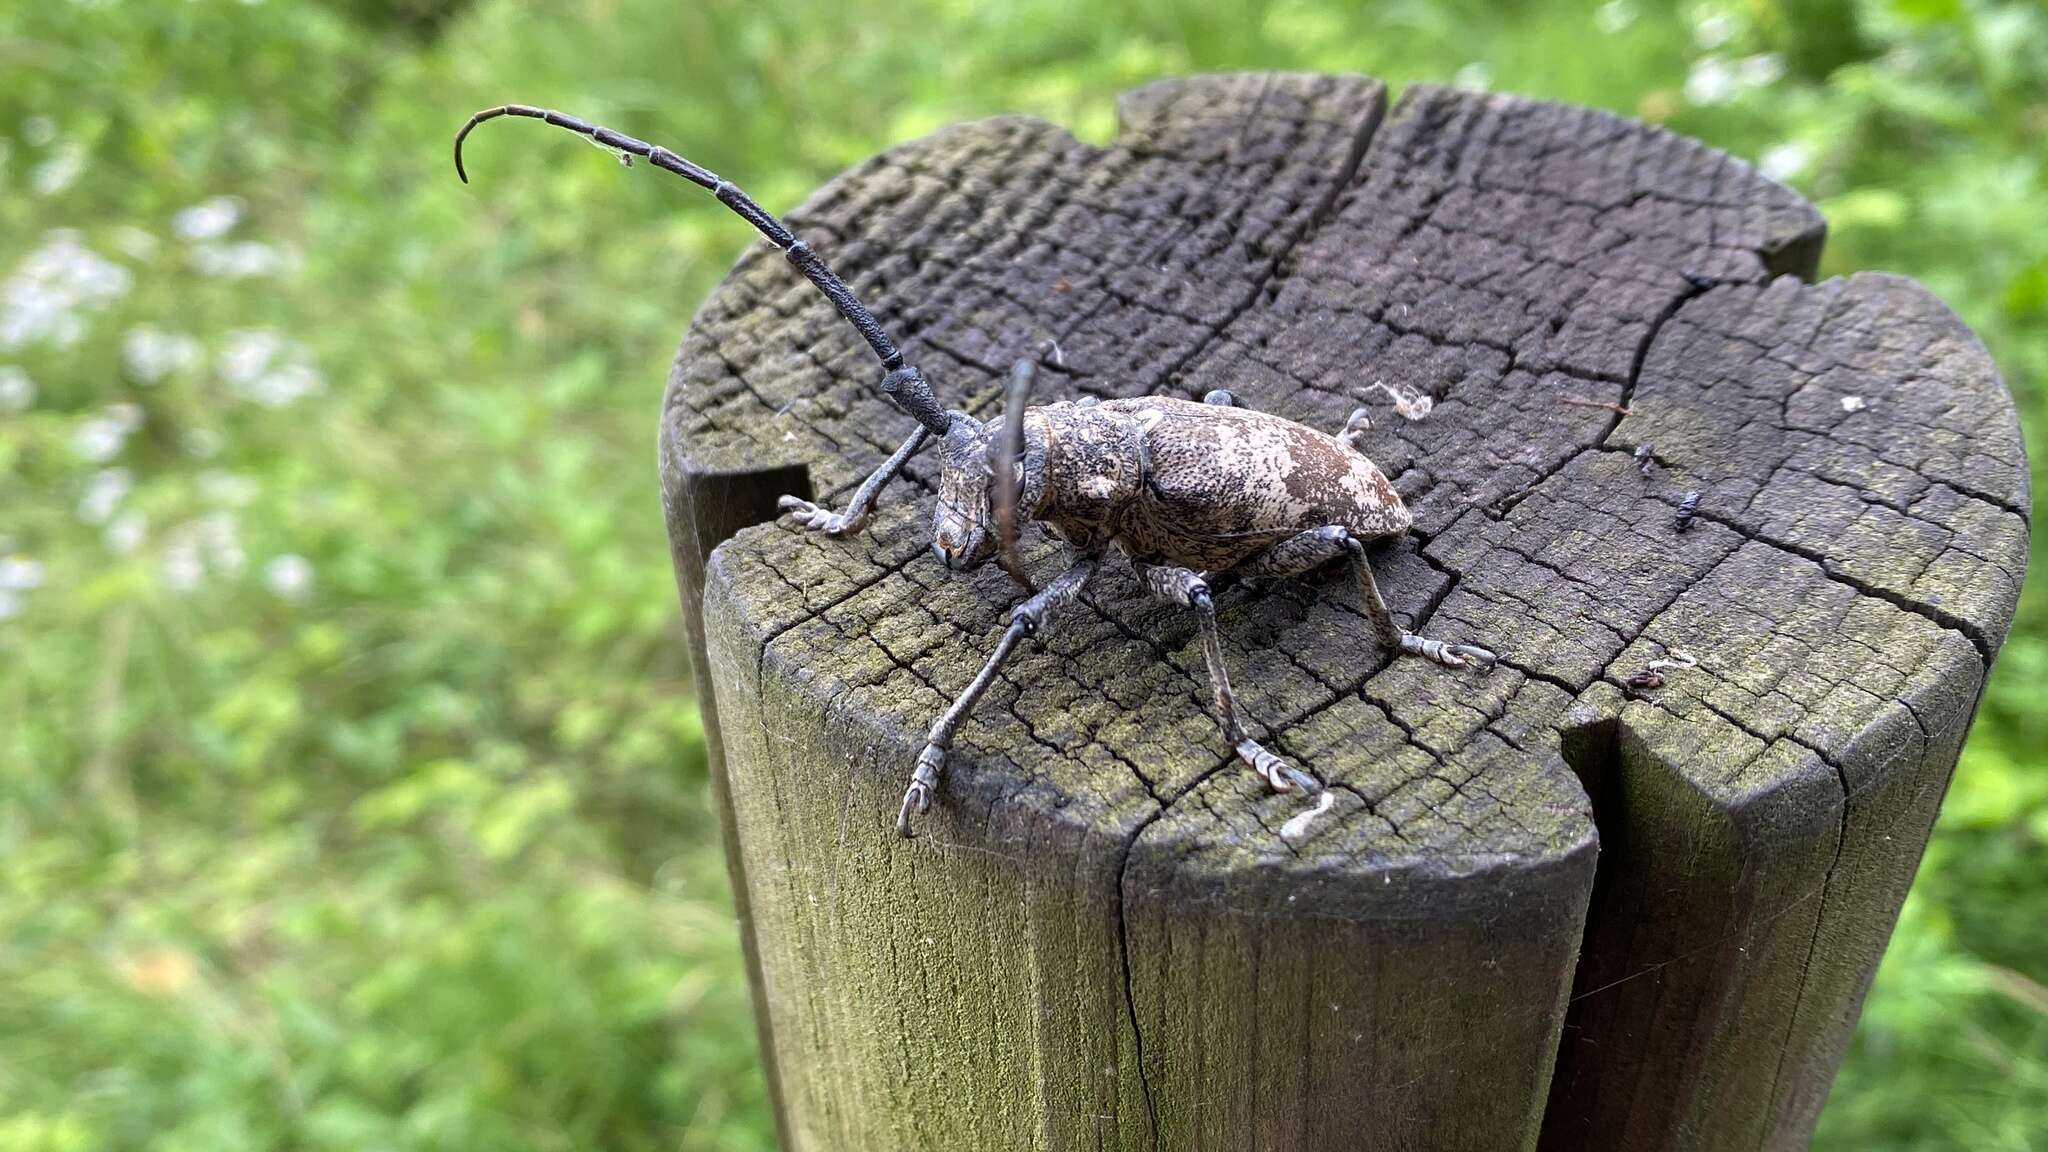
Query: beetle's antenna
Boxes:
[
  {"xmin": 989, "ymin": 360, "xmax": 1036, "ymax": 593},
  {"xmin": 455, "ymin": 104, "xmax": 952, "ymax": 436}
]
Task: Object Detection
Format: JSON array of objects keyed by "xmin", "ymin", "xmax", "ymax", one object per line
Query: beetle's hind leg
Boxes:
[
  {"xmin": 1132, "ymin": 561, "xmax": 1321, "ymax": 796},
  {"xmin": 1238, "ymin": 526, "xmax": 1498, "ymax": 671}
]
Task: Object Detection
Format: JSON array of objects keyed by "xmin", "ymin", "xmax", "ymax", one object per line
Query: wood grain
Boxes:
[{"xmin": 660, "ymin": 73, "xmax": 2029, "ymax": 1151}]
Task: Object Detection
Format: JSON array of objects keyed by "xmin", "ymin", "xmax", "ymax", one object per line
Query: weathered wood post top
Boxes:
[{"xmin": 658, "ymin": 73, "xmax": 2029, "ymax": 1152}]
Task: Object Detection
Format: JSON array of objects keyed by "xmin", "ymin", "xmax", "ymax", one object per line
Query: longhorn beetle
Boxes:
[{"xmin": 455, "ymin": 105, "xmax": 1500, "ymax": 838}]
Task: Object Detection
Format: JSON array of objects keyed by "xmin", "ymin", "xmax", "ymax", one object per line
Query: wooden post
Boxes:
[{"xmin": 659, "ymin": 74, "xmax": 2029, "ymax": 1152}]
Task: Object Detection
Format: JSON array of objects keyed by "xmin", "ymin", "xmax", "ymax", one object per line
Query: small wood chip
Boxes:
[{"xmin": 1560, "ymin": 396, "xmax": 1633, "ymax": 415}]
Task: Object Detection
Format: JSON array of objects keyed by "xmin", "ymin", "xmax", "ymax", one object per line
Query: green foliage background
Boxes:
[{"xmin": 0, "ymin": 0, "xmax": 2041, "ymax": 1147}]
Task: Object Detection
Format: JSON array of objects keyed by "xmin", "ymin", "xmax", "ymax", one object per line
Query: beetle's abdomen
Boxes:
[{"xmin": 1102, "ymin": 397, "xmax": 1410, "ymax": 570}]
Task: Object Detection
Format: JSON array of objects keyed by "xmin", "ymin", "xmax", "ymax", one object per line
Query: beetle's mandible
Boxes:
[{"xmin": 456, "ymin": 104, "xmax": 1501, "ymax": 837}]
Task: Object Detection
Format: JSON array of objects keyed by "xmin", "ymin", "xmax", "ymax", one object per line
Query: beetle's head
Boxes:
[
  {"xmin": 932, "ymin": 415, "xmax": 999, "ymax": 571},
  {"xmin": 930, "ymin": 411, "xmax": 1047, "ymax": 572}
]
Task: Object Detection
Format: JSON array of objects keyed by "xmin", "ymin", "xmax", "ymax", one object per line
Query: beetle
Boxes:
[{"xmin": 456, "ymin": 105, "xmax": 1500, "ymax": 837}]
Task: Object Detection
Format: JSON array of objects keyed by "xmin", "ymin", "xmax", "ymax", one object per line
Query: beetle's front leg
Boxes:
[
  {"xmin": 1132, "ymin": 561, "xmax": 1322, "ymax": 796},
  {"xmin": 899, "ymin": 553, "xmax": 1100, "ymax": 837},
  {"xmin": 778, "ymin": 425, "xmax": 930, "ymax": 537}
]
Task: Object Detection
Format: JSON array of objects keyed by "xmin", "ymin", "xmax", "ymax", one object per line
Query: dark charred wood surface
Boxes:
[{"xmin": 658, "ymin": 73, "xmax": 2029, "ymax": 1152}]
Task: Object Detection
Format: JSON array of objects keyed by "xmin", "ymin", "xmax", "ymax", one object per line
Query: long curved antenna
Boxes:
[
  {"xmin": 989, "ymin": 359, "xmax": 1036, "ymax": 593},
  {"xmin": 455, "ymin": 104, "xmax": 952, "ymax": 436}
]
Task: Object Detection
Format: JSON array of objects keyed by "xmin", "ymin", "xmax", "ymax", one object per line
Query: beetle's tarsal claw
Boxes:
[
  {"xmin": 1279, "ymin": 764, "xmax": 1323, "ymax": 796},
  {"xmin": 779, "ymin": 494, "xmax": 868, "ymax": 537},
  {"xmin": 895, "ymin": 784, "xmax": 926, "ymax": 838},
  {"xmin": 1400, "ymin": 632, "xmax": 1500, "ymax": 671},
  {"xmin": 1339, "ymin": 407, "xmax": 1373, "ymax": 449},
  {"xmin": 1449, "ymin": 642, "xmax": 1499, "ymax": 671},
  {"xmin": 1236, "ymin": 739, "xmax": 1309, "ymax": 793},
  {"xmin": 897, "ymin": 745, "xmax": 944, "ymax": 837}
]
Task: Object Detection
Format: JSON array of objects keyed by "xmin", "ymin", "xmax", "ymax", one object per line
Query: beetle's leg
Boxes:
[
  {"xmin": 900, "ymin": 553, "xmax": 1099, "ymax": 837},
  {"xmin": 1234, "ymin": 525, "xmax": 1351, "ymax": 581},
  {"xmin": 1205, "ymin": 390, "xmax": 1373, "ymax": 450},
  {"xmin": 1132, "ymin": 561, "xmax": 1321, "ymax": 796},
  {"xmin": 778, "ymin": 425, "xmax": 930, "ymax": 537},
  {"xmin": 1236, "ymin": 527, "xmax": 1499, "ymax": 671},
  {"xmin": 1338, "ymin": 407, "xmax": 1373, "ymax": 451},
  {"xmin": 1339, "ymin": 535, "xmax": 1498, "ymax": 670}
]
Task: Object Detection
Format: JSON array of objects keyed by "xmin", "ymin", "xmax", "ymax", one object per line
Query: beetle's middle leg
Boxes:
[
  {"xmin": 1237, "ymin": 526, "xmax": 1499, "ymax": 671},
  {"xmin": 1131, "ymin": 561, "xmax": 1321, "ymax": 796},
  {"xmin": 899, "ymin": 553, "xmax": 1100, "ymax": 838}
]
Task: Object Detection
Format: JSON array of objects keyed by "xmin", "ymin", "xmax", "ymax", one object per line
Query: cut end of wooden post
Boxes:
[{"xmin": 661, "ymin": 72, "xmax": 2028, "ymax": 1152}]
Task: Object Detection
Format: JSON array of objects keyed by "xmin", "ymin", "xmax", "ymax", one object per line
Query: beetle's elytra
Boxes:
[{"xmin": 457, "ymin": 104, "xmax": 1499, "ymax": 837}]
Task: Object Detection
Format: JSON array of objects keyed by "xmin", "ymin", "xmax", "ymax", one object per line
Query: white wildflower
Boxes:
[
  {"xmin": 1758, "ymin": 142, "xmax": 1810, "ymax": 183},
  {"xmin": 262, "ymin": 554, "xmax": 313, "ymax": 600},
  {"xmin": 1684, "ymin": 56, "xmax": 1737, "ymax": 106},
  {"xmin": 123, "ymin": 325, "xmax": 203, "ymax": 384},
  {"xmin": 160, "ymin": 512, "xmax": 245, "ymax": 591},
  {"xmin": 0, "ymin": 553, "xmax": 41, "ymax": 619},
  {"xmin": 1, "ymin": 230, "xmax": 133, "ymax": 350},
  {"xmin": 1735, "ymin": 53, "xmax": 1785, "ymax": 88},
  {"xmin": 0, "ymin": 365, "xmax": 31, "ymax": 412},
  {"xmin": 78, "ymin": 467, "xmax": 132, "ymax": 525},
  {"xmin": 1595, "ymin": 0, "xmax": 1636, "ymax": 34},
  {"xmin": 161, "ymin": 534, "xmax": 204, "ymax": 592},
  {"xmin": 172, "ymin": 196, "xmax": 243, "ymax": 241},
  {"xmin": 31, "ymin": 141, "xmax": 86, "ymax": 197},
  {"xmin": 197, "ymin": 470, "xmax": 257, "ymax": 506},
  {"xmin": 244, "ymin": 361, "xmax": 321, "ymax": 406},
  {"xmin": 197, "ymin": 510, "xmax": 245, "ymax": 573},
  {"xmin": 217, "ymin": 329, "xmax": 322, "ymax": 406},
  {"xmin": 199, "ymin": 512, "xmax": 245, "ymax": 576},
  {"xmin": 190, "ymin": 241, "xmax": 295, "ymax": 280},
  {"xmin": 105, "ymin": 510, "xmax": 147, "ymax": 555},
  {"xmin": 0, "ymin": 555, "xmax": 43, "ymax": 591},
  {"xmin": 72, "ymin": 404, "xmax": 143, "ymax": 462},
  {"xmin": 1453, "ymin": 63, "xmax": 1491, "ymax": 92},
  {"xmin": 111, "ymin": 226, "xmax": 160, "ymax": 261},
  {"xmin": 216, "ymin": 329, "xmax": 280, "ymax": 384},
  {"xmin": 73, "ymin": 425, "xmax": 124, "ymax": 462},
  {"xmin": 1693, "ymin": 11, "xmax": 1736, "ymax": 49}
]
